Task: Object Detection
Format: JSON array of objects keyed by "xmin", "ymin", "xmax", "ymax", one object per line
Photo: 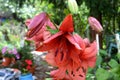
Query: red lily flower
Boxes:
[
  {"xmin": 36, "ymin": 14, "xmax": 80, "ymax": 51},
  {"xmin": 25, "ymin": 12, "xmax": 56, "ymax": 47},
  {"xmin": 46, "ymin": 34, "xmax": 97, "ymax": 80},
  {"xmin": 36, "ymin": 14, "xmax": 81, "ymax": 67},
  {"xmin": 26, "ymin": 13, "xmax": 97, "ymax": 80}
]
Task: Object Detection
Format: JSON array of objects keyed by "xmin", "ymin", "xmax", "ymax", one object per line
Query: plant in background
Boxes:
[
  {"xmin": 95, "ymin": 50, "xmax": 120, "ymax": 80},
  {"xmin": 17, "ymin": 40, "xmax": 35, "ymax": 75},
  {"xmin": 1, "ymin": 46, "xmax": 20, "ymax": 66},
  {"xmin": 1, "ymin": 46, "xmax": 20, "ymax": 59},
  {"xmin": 18, "ymin": 40, "xmax": 34, "ymax": 61},
  {"xmin": 20, "ymin": 59, "xmax": 34, "ymax": 75},
  {"xmin": 0, "ymin": 19, "xmax": 22, "ymax": 49}
]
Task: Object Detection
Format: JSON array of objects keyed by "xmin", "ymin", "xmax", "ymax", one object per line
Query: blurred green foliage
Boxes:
[
  {"xmin": 86, "ymin": 49, "xmax": 120, "ymax": 80},
  {"xmin": 0, "ymin": 19, "xmax": 25, "ymax": 50},
  {"xmin": 0, "ymin": 0, "xmax": 119, "ymax": 35}
]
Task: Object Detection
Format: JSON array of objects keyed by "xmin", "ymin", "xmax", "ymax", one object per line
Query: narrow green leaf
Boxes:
[{"xmin": 47, "ymin": 26, "xmax": 59, "ymax": 34}]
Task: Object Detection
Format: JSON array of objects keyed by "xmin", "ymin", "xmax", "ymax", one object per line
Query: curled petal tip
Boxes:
[{"xmin": 59, "ymin": 14, "xmax": 74, "ymax": 32}]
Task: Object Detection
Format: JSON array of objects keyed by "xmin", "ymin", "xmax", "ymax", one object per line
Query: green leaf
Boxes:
[
  {"xmin": 49, "ymin": 29, "xmax": 59, "ymax": 34},
  {"xmin": 45, "ymin": 72, "xmax": 50, "ymax": 75},
  {"xmin": 45, "ymin": 78, "xmax": 52, "ymax": 80},
  {"xmin": 117, "ymin": 53, "xmax": 120, "ymax": 59},
  {"xmin": 96, "ymin": 55, "xmax": 102, "ymax": 66},
  {"xmin": 47, "ymin": 26, "xmax": 58, "ymax": 34},
  {"xmin": 96, "ymin": 68, "xmax": 110, "ymax": 80},
  {"xmin": 99, "ymin": 49, "xmax": 107, "ymax": 56},
  {"xmin": 108, "ymin": 59, "xmax": 119, "ymax": 68},
  {"xmin": 86, "ymin": 73, "xmax": 95, "ymax": 80}
]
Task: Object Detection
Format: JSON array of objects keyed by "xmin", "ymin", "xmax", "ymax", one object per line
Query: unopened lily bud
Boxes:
[
  {"xmin": 88, "ymin": 17, "xmax": 103, "ymax": 33},
  {"xmin": 26, "ymin": 12, "xmax": 48, "ymax": 30},
  {"xmin": 68, "ymin": 0, "xmax": 78, "ymax": 14}
]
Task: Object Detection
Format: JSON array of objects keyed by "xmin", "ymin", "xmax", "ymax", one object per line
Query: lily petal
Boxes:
[
  {"xmin": 51, "ymin": 67, "xmax": 72, "ymax": 80},
  {"xmin": 66, "ymin": 64, "xmax": 86, "ymax": 80},
  {"xmin": 87, "ymin": 56, "xmax": 96, "ymax": 67},
  {"xmin": 65, "ymin": 34, "xmax": 81, "ymax": 50},
  {"xmin": 73, "ymin": 33, "xmax": 86, "ymax": 49},
  {"xmin": 83, "ymin": 41, "xmax": 97, "ymax": 59},
  {"xmin": 59, "ymin": 14, "xmax": 74, "ymax": 32},
  {"xmin": 28, "ymin": 12, "xmax": 48, "ymax": 29},
  {"xmin": 50, "ymin": 68, "xmax": 67, "ymax": 79},
  {"xmin": 36, "ymin": 31, "xmax": 63, "ymax": 51},
  {"xmin": 44, "ymin": 31, "xmax": 63, "ymax": 43},
  {"xmin": 83, "ymin": 38, "xmax": 90, "ymax": 47},
  {"xmin": 45, "ymin": 51, "xmax": 57, "ymax": 66}
]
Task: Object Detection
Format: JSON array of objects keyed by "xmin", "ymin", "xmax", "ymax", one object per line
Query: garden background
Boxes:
[{"xmin": 0, "ymin": 0, "xmax": 120, "ymax": 80}]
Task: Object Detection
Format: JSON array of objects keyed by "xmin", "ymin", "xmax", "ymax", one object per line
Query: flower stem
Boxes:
[{"xmin": 96, "ymin": 34, "xmax": 99, "ymax": 55}]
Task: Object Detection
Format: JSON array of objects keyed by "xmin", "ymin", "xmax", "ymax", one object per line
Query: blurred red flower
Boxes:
[
  {"xmin": 25, "ymin": 59, "xmax": 32, "ymax": 65},
  {"xmin": 26, "ymin": 65, "xmax": 31, "ymax": 70}
]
